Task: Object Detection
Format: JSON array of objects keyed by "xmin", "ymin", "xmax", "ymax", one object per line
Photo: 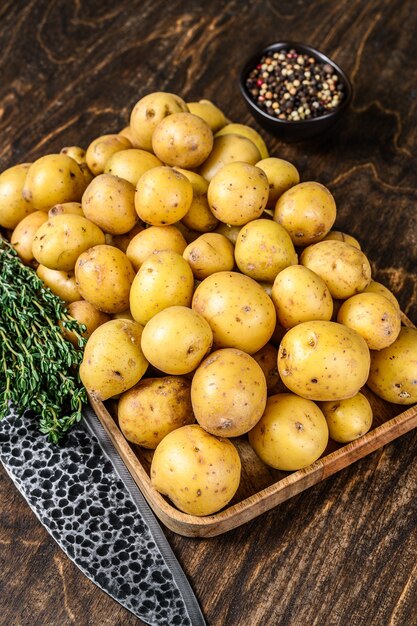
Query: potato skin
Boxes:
[
  {"xmin": 126, "ymin": 225, "xmax": 187, "ymax": 271},
  {"xmin": 82, "ymin": 173, "xmax": 138, "ymax": 235},
  {"xmin": 216, "ymin": 123, "xmax": 269, "ymax": 160},
  {"xmin": 0, "ymin": 163, "xmax": 35, "ymax": 229},
  {"xmin": 278, "ymin": 320, "xmax": 371, "ymax": 401},
  {"xmin": 118, "ymin": 376, "xmax": 195, "ymax": 449},
  {"xmin": 255, "ymin": 157, "xmax": 300, "ymax": 209},
  {"xmin": 10, "ymin": 210, "xmax": 48, "ymax": 264},
  {"xmin": 187, "ymin": 99, "xmax": 227, "ymax": 133},
  {"xmin": 85, "ymin": 134, "xmax": 132, "ymax": 176},
  {"xmin": 183, "ymin": 232, "xmax": 235, "ymax": 280},
  {"xmin": 130, "ymin": 92, "xmax": 189, "ymax": 152},
  {"xmin": 199, "ymin": 134, "xmax": 261, "ymax": 182},
  {"xmin": 320, "ymin": 393, "xmax": 373, "ymax": 443},
  {"xmin": 64, "ymin": 300, "xmax": 111, "ymax": 347},
  {"xmin": 104, "ymin": 148, "xmax": 162, "ymax": 186},
  {"xmin": 150, "ymin": 424, "xmax": 241, "ymax": 516},
  {"xmin": 360, "ymin": 280, "xmax": 400, "ymax": 311},
  {"xmin": 36, "ymin": 265, "xmax": 81, "ymax": 303},
  {"xmin": 135, "ymin": 166, "xmax": 193, "ymax": 226},
  {"xmin": 152, "ymin": 112, "xmax": 213, "ymax": 169}
]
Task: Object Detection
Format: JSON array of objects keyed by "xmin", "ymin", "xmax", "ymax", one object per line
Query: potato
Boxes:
[
  {"xmin": 141, "ymin": 305, "xmax": 213, "ymax": 375},
  {"xmin": 79, "ymin": 319, "xmax": 148, "ymax": 401},
  {"xmin": 82, "ymin": 173, "xmax": 138, "ymax": 235},
  {"xmin": 360, "ymin": 280, "xmax": 400, "ymax": 311},
  {"xmin": 48, "ymin": 202, "xmax": 84, "ymax": 218},
  {"xmin": 118, "ymin": 125, "xmax": 139, "ymax": 147},
  {"xmin": 199, "ymin": 134, "xmax": 261, "ymax": 182},
  {"xmin": 152, "ymin": 112, "xmax": 213, "ymax": 169},
  {"xmin": 187, "ymin": 99, "xmax": 227, "ymax": 133},
  {"xmin": 110, "ymin": 222, "xmax": 145, "ymax": 254},
  {"xmin": 63, "ymin": 300, "xmax": 111, "ymax": 346},
  {"xmin": 135, "ymin": 166, "xmax": 193, "ymax": 226},
  {"xmin": 10, "ymin": 210, "xmax": 48, "ymax": 264},
  {"xmin": 130, "ymin": 92, "xmax": 189, "ymax": 151},
  {"xmin": 192, "ymin": 271, "xmax": 276, "ymax": 354},
  {"xmin": 32, "ymin": 214, "xmax": 106, "ymax": 271},
  {"xmin": 278, "ymin": 320, "xmax": 371, "ymax": 401},
  {"xmin": 60, "ymin": 145, "xmax": 87, "ymax": 165},
  {"xmin": 337, "ymin": 292, "xmax": 401, "ymax": 350},
  {"xmin": 234, "ymin": 218, "xmax": 297, "ymax": 282},
  {"xmin": 0, "ymin": 163, "xmax": 35, "ymax": 229},
  {"xmin": 174, "ymin": 168, "xmax": 218, "ymax": 232},
  {"xmin": 104, "ymin": 148, "xmax": 163, "ymax": 186},
  {"xmin": 251, "ymin": 343, "xmax": 283, "ymax": 393},
  {"xmin": 129, "ymin": 250, "xmax": 194, "ymax": 325},
  {"xmin": 22, "ymin": 154, "xmax": 87, "ymax": 211},
  {"xmin": 214, "ymin": 222, "xmax": 242, "ymax": 244},
  {"xmin": 255, "ymin": 157, "xmax": 300, "ymax": 209},
  {"xmin": 75, "ymin": 244, "xmax": 135, "ymax": 313},
  {"xmin": 183, "ymin": 233, "xmax": 234, "ymax": 279},
  {"xmin": 191, "ymin": 348, "xmax": 267, "ymax": 437},
  {"xmin": 271, "ymin": 265, "xmax": 333, "ymax": 329},
  {"xmin": 366, "ymin": 327, "xmax": 417, "ymax": 404},
  {"xmin": 85, "ymin": 134, "xmax": 132, "ymax": 176},
  {"xmin": 207, "ymin": 162, "xmax": 269, "ymax": 226},
  {"xmin": 215, "ymin": 123, "xmax": 269, "ymax": 160},
  {"xmin": 150, "ymin": 424, "xmax": 241, "ymax": 516},
  {"xmin": 320, "ymin": 393, "xmax": 373, "ymax": 443},
  {"xmin": 248, "ymin": 393, "xmax": 329, "ymax": 471},
  {"xmin": 126, "ymin": 224, "xmax": 187, "ymax": 271},
  {"xmin": 321, "ymin": 230, "xmax": 361, "ymax": 249},
  {"xmin": 36, "ymin": 264, "xmax": 81, "ymax": 303},
  {"xmin": 274, "ymin": 181, "xmax": 336, "ymax": 246},
  {"xmin": 300, "ymin": 240, "xmax": 372, "ymax": 299},
  {"xmin": 118, "ymin": 376, "xmax": 195, "ymax": 449}
]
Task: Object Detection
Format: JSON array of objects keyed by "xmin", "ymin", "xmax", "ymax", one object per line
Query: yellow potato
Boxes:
[
  {"xmin": 32, "ymin": 214, "xmax": 106, "ymax": 271},
  {"xmin": 82, "ymin": 173, "xmax": 138, "ymax": 235},
  {"xmin": 110, "ymin": 222, "xmax": 145, "ymax": 254},
  {"xmin": 63, "ymin": 300, "xmax": 111, "ymax": 347},
  {"xmin": 48, "ymin": 202, "xmax": 84, "ymax": 218},
  {"xmin": 141, "ymin": 306, "xmax": 213, "ymax": 374},
  {"xmin": 214, "ymin": 222, "xmax": 242, "ymax": 244},
  {"xmin": 274, "ymin": 181, "xmax": 336, "ymax": 246},
  {"xmin": 75, "ymin": 244, "xmax": 135, "ymax": 313},
  {"xmin": 36, "ymin": 264, "xmax": 81, "ymax": 303},
  {"xmin": 0, "ymin": 163, "xmax": 35, "ymax": 229},
  {"xmin": 207, "ymin": 162, "xmax": 269, "ymax": 226},
  {"xmin": 174, "ymin": 168, "xmax": 218, "ymax": 232},
  {"xmin": 251, "ymin": 343, "xmax": 283, "ymax": 393},
  {"xmin": 187, "ymin": 99, "xmax": 227, "ymax": 133},
  {"xmin": 320, "ymin": 393, "xmax": 373, "ymax": 443},
  {"xmin": 360, "ymin": 280, "xmax": 400, "ymax": 311},
  {"xmin": 183, "ymin": 233, "xmax": 234, "ymax": 279},
  {"xmin": 118, "ymin": 376, "xmax": 195, "ymax": 449},
  {"xmin": 321, "ymin": 230, "xmax": 361, "ymax": 249},
  {"xmin": 60, "ymin": 145, "xmax": 87, "ymax": 164},
  {"xmin": 85, "ymin": 134, "xmax": 132, "ymax": 176},
  {"xmin": 255, "ymin": 157, "xmax": 300, "ymax": 209},
  {"xmin": 135, "ymin": 166, "xmax": 193, "ymax": 226},
  {"xmin": 278, "ymin": 320, "xmax": 370, "ymax": 401},
  {"xmin": 191, "ymin": 348, "xmax": 267, "ymax": 437},
  {"xmin": 248, "ymin": 393, "xmax": 329, "ymax": 471},
  {"xmin": 300, "ymin": 240, "xmax": 372, "ymax": 299},
  {"xmin": 79, "ymin": 319, "xmax": 148, "ymax": 401},
  {"xmin": 234, "ymin": 218, "xmax": 298, "ymax": 282},
  {"xmin": 130, "ymin": 92, "xmax": 189, "ymax": 151},
  {"xmin": 192, "ymin": 271, "xmax": 276, "ymax": 354},
  {"xmin": 151, "ymin": 424, "xmax": 241, "ymax": 515},
  {"xmin": 10, "ymin": 210, "xmax": 48, "ymax": 264},
  {"xmin": 367, "ymin": 327, "xmax": 417, "ymax": 404},
  {"xmin": 199, "ymin": 134, "xmax": 261, "ymax": 182},
  {"xmin": 126, "ymin": 224, "xmax": 187, "ymax": 271},
  {"xmin": 215, "ymin": 123, "xmax": 269, "ymax": 160},
  {"xmin": 104, "ymin": 148, "xmax": 163, "ymax": 187},
  {"xmin": 152, "ymin": 112, "xmax": 213, "ymax": 169},
  {"xmin": 271, "ymin": 265, "xmax": 333, "ymax": 329},
  {"xmin": 129, "ymin": 250, "xmax": 194, "ymax": 325}
]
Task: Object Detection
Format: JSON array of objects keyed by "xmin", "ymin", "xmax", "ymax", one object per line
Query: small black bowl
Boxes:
[{"xmin": 239, "ymin": 41, "xmax": 353, "ymax": 142}]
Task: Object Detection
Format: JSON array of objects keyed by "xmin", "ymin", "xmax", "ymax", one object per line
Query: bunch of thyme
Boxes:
[{"xmin": 0, "ymin": 238, "xmax": 88, "ymax": 443}]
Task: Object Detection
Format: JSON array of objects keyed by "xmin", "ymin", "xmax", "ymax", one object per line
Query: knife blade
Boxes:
[{"xmin": 0, "ymin": 406, "xmax": 206, "ymax": 626}]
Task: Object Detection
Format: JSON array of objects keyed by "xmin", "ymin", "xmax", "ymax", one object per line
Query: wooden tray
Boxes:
[{"xmin": 88, "ymin": 315, "xmax": 417, "ymax": 538}]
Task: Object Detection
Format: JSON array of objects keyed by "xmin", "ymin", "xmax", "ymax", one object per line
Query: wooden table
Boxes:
[{"xmin": 1, "ymin": 1, "xmax": 417, "ymax": 624}]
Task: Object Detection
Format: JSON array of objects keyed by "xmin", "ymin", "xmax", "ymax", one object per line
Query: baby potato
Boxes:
[
  {"xmin": 278, "ymin": 320, "xmax": 371, "ymax": 401},
  {"xmin": 85, "ymin": 134, "xmax": 132, "ymax": 176},
  {"xmin": 183, "ymin": 233, "xmax": 234, "ymax": 280},
  {"xmin": 126, "ymin": 224, "xmax": 187, "ymax": 271},
  {"xmin": 152, "ymin": 112, "xmax": 213, "ymax": 169},
  {"xmin": 320, "ymin": 393, "xmax": 373, "ymax": 443},
  {"xmin": 199, "ymin": 134, "xmax": 261, "ymax": 182},
  {"xmin": 251, "ymin": 343, "xmax": 283, "ymax": 393},
  {"xmin": 135, "ymin": 166, "xmax": 193, "ymax": 226},
  {"xmin": 234, "ymin": 218, "xmax": 298, "ymax": 282},
  {"xmin": 60, "ymin": 145, "xmax": 87, "ymax": 166},
  {"xmin": 214, "ymin": 222, "xmax": 242, "ymax": 244},
  {"xmin": 273, "ymin": 181, "xmax": 336, "ymax": 246},
  {"xmin": 130, "ymin": 92, "xmax": 189, "ymax": 151},
  {"xmin": 129, "ymin": 249, "xmax": 194, "ymax": 325},
  {"xmin": 360, "ymin": 280, "xmax": 400, "ymax": 311},
  {"xmin": 271, "ymin": 265, "xmax": 333, "ymax": 329},
  {"xmin": 22, "ymin": 154, "xmax": 87, "ymax": 211},
  {"xmin": 79, "ymin": 319, "xmax": 148, "ymax": 401},
  {"xmin": 75, "ymin": 244, "xmax": 135, "ymax": 313},
  {"xmin": 337, "ymin": 292, "xmax": 401, "ymax": 350},
  {"xmin": 321, "ymin": 230, "xmax": 361, "ymax": 249},
  {"xmin": 10, "ymin": 210, "xmax": 48, "ymax": 264},
  {"xmin": 110, "ymin": 222, "xmax": 145, "ymax": 254},
  {"xmin": 32, "ymin": 214, "xmax": 106, "ymax": 271},
  {"xmin": 174, "ymin": 168, "xmax": 218, "ymax": 232},
  {"xmin": 367, "ymin": 327, "xmax": 417, "ymax": 404},
  {"xmin": 36, "ymin": 264, "xmax": 81, "ymax": 303},
  {"xmin": 208, "ymin": 162, "xmax": 269, "ymax": 226},
  {"xmin": 215, "ymin": 123, "xmax": 269, "ymax": 160},
  {"xmin": 300, "ymin": 240, "xmax": 372, "ymax": 299},
  {"xmin": 141, "ymin": 306, "xmax": 213, "ymax": 374},
  {"xmin": 150, "ymin": 424, "xmax": 241, "ymax": 516},
  {"xmin": 192, "ymin": 271, "xmax": 276, "ymax": 354},
  {"xmin": 187, "ymin": 99, "xmax": 227, "ymax": 133},
  {"xmin": 118, "ymin": 376, "xmax": 195, "ymax": 449},
  {"xmin": 248, "ymin": 393, "xmax": 329, "ymax": 471},
  {"xmin": 82, "ymin": 173, "xmax": 138, "ymax": 235},
  {"xmin": 0, "ymin": 163, "xmax": 35, "ymax": 229},
  {"xmin": 191, "ymin": 348, "xmax": 267, "ymax": 437},
  {"xmin": 48, "ymin": 202, "xmax": 84, "ymax": 218},
  {"xmin": 63, "ymin": 300, "xmax": 111, "ymax": 346},
  {"xmin": 255, "ymin": 157, "xmax": 300, "ymax": 209},
  {"xmin": 104, "ymin": 148, "xmax": 163, "ymax": 187}
]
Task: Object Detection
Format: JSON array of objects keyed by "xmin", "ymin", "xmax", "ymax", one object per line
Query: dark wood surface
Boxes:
[{"xmin": 1, "ymin": 1, "xmax": 417, "ymax": 625}]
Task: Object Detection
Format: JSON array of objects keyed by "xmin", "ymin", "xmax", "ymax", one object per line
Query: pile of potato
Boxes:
[{"xmin": 1, "ymin": 91, "xmax": 416, "ymax": 517}]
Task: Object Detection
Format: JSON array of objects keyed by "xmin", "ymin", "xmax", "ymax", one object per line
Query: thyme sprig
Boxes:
[{"xmin": 0, "ymin": 238, "xmax": 88, "ymax": 443}]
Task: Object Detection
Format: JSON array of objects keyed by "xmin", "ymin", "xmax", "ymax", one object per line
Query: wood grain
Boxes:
[{"xmin": 1, "ymin": 0, "xmax": 417, "ymax": 625}]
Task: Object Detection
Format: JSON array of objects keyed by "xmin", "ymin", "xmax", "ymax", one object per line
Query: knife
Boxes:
[{"xmin": 0, "ymin": 405, "xmax": 206, "ymax": 626}]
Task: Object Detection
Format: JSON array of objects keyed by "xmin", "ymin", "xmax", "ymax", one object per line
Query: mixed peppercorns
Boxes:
[{"xmin": 245, "ymin": 48, "xmax": 346, "ymax": 121}]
